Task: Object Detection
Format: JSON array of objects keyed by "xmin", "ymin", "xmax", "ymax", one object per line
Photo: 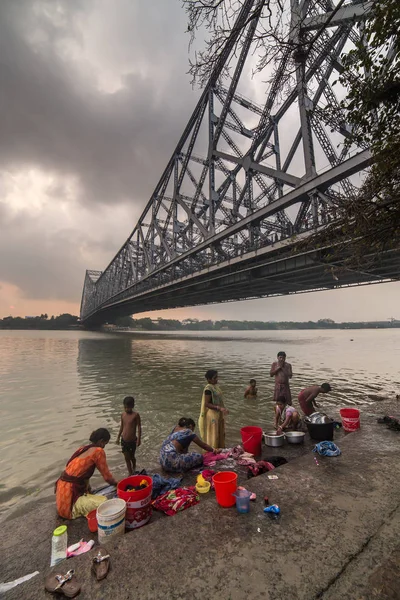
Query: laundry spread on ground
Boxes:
[
  {"xmin": 151, "ymin": 473, "xmax": 182, "ymax": 499},
  {"xmin": 313, "ymin": 441, "xmax": 341, "ymax": 457},
  {"xmin": 152, "ymin": 487, "xmax": 200, "ymax": 516}
]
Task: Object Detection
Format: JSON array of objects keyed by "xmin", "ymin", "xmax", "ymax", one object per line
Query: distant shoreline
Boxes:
[{"xmin": 1, "ymin": 313, "xmax": 399, "ymax": 331}]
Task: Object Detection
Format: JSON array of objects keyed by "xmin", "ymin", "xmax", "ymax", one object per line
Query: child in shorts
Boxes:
[{"xmin": 116, "ymin": 396, "xmax": 141, "ymax": 475}]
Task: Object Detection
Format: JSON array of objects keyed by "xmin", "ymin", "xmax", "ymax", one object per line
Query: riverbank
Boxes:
[{"xmin": 1, "ymin": 402, "xmax": 400, "ymax": 599}]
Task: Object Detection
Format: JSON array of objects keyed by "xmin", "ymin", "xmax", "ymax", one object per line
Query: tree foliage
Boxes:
[{"xmin": 319, "ymin": 0, "xmax": 400, "ymax": 267}]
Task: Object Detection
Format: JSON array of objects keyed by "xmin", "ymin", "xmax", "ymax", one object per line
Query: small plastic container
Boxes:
[
  {"xmin": 232, "ymin": 489, "xmax": 251, "ymax": 514},
  {"xmin": 50, "ymin": 525, "xmax": 68, "ymax": 567},
  {"xmin": 196, "ymin": 481, "xmax": 211, "ymax": 494}
]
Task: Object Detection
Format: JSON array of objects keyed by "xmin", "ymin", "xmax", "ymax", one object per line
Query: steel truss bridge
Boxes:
[{"xmin": 80, "ymin": 0, "xmax": 399, "ymax": 327}]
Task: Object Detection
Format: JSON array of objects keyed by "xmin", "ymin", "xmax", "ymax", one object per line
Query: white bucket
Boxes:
[{"xmin": 96, "ymin": 498, "xmax": 126, "ymax": 544}]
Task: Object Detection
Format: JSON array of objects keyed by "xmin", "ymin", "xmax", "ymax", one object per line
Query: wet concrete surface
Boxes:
[{"xmin": 1, "ymin": 402, "xmax": 400, "ymax": 599}]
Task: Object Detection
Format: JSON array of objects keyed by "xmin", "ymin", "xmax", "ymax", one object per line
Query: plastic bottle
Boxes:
[{"xmin": 50, "ymin": 525, "xmax": 68, "ymax": 567}]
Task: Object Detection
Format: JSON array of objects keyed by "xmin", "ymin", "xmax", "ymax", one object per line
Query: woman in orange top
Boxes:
[{"xmin": 55, "ymin": 428, "xmax": 118, "ymax": 519}]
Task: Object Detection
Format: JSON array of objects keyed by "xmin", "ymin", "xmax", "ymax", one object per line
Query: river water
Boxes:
[{"xmin": 0, "ymin": 328, "xmax": 399, "ymax": 518}]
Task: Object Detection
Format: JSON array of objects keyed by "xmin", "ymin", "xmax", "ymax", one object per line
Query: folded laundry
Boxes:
[{"xmin": 152, "ymin": 487, "xmax": 199, "ymax": 516}]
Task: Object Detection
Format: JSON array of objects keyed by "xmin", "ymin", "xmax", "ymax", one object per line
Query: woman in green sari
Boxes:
[{"xmin": 198, "ymin": 370, "xmax": 229, "ymax": 448}]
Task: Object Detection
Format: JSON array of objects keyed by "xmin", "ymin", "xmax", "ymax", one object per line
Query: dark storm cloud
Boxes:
[
  {"xmin": 0, "ymin": 0, "xmax": 195, "ymax": 207},
  {"xmin": 0, "ymin": 0, "xmax": 201, "ymax": 303},
  {"xmin": 0, "ymin": 201, "xmax": 113, "ymax": 301}
]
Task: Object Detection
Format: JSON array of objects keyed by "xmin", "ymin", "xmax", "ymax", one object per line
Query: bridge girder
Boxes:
[{"xmin": 80, "ymin": 0, "xmax": 391, "ymax": 325}]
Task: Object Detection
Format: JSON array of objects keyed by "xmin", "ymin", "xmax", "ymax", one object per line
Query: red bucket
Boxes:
[
  {"xmin": 212, "ymin": 471, "xmax": 238, "ymax": 508},
  {"xmin": 241, "ymin": 426, "xmax": 263, "ymax": 456},
  {"xmin": 86, "ymin": 509, "xmax": 98, "ymax": 533},
  {"xmin": 117, "ymin": 475, "xmax": 153, "ymax": 529},
  {"xmin": 340, "ymin": 408, "xmax": 360, "ymax": 432}
]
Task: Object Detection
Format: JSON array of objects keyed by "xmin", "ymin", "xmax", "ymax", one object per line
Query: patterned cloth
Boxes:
[
  {"xmin": 152, "ymin": 487, "xmax": 199, "ymax": 516},
  {"xmin": 247, "ymin": 461, "xmax": 275, "ymax": 478},
  {"xmin": 159, "ymin": 429, "xmax": 203, "ymax": 473},
  {"xmin": 55, "ymin": 446, "xmax": 113, "ymax": 519}
]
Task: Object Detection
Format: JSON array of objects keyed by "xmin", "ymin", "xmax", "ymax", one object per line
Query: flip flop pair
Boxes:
[
  {"xmin": 45, "ymin": 570, "xmax": 80, "ymax": 598},
  {"xmin": 45, "ymin": 549, "xmax": 110, "ymax": 597}
]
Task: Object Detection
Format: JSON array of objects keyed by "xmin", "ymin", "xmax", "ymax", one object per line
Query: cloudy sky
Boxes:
[{"xmin": 0, "ymin": 0, "xmax": 398, "ymax": 322}]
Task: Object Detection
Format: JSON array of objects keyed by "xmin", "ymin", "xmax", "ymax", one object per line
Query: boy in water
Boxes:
[
  {"xmin": 244, "ymin": 379, "xmax": 258, "ymax": 399},
  {"xmin": 298, "ymin": 383, "xmax": 332, "ymax": 416},
  {"xmin": 116, "ymin": 396, "xmax": 141, "ymax": 475}
]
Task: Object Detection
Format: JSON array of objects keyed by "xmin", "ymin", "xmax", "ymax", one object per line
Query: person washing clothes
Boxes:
[
  {"xmin": 116, "ymin": 396, "xmax": 141, "ymax": 475},
  {"xmin": 55, "ymin": 428, "xmax": 117, "ymax": 520},
  {"xmin": 160, "ymin": 418, "xmax": 220, "ymax": 473},
  {"xmin": 298, "ymin": 383, "xmax": 332, "ymax": 416},
  {"xmin": 274, "ymin": 396, "xmax": 300, "ymax": 433},
  {"xmin": 244, "ymin": 379, "xmax": 258, "ymax": 399}
]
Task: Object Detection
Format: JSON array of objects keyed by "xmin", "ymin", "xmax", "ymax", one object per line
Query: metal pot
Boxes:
[
  {"xmin": 264, "ymin": 432, "xmax": 285, "ymax": 447},
  {"xmin": 307, "ymin": 412, "xmax": 332, "ymax": 424},
  {"xmin": 285, "ymin": 431, "xmax": 305, "ymax": 444}
]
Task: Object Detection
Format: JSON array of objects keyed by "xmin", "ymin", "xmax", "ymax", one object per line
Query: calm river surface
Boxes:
[{"xmin": 1, "ymin": 329, "xmax": 399, "ymax": 518}]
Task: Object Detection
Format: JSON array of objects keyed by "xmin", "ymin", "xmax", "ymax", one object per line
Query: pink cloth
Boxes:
[
  {"xmin": 247, "ymin": 461, "xmax": 275, "ymax": 477},
  {"xmin": 229, "ymin": 445, "xmax": 244, "ymax": 459},
  {"xmin": 203, "ymin": 451, "xmax": 230, "ymax": 466},
  {"xmin": 201, "ymin": 469, "xmax": 216, "ymax": 489},
  {"xmin": 236, "ymin": 456, "xmax": 257, "ymax": 466}
]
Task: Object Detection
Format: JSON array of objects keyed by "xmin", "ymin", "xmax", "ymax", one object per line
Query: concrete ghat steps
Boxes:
[{"xmin": 2, "ymin": 420, "xmax": 400, "ymax": 599}]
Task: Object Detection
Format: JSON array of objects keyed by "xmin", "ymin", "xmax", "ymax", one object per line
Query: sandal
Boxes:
[
  {"xmin": 45, "ymin": 569, "xmax": 81, "ymax": 598},
  {"xmin": 91, "ymin": 548, "xmax": 110, "ymax": 581}
]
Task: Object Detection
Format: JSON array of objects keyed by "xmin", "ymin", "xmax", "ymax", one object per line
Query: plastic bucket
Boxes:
[
  {"xmin": 117, "ymin": 475, "xmax": 153, "ymax": 530},
  {"xmin": 86, "ymin": 509, "xmax": 98, "ymax": 533},
  {"xmin": 212, "ymin": 471, "xmax": 238, "ymax": 508},
  {"xmin": 340, "ymin": 408, "xmax": 360, "ymax": 432},
  {"xmin": 241, "ymin": 426, "xmax": 263, "ymax": 456},
  {"xmin": 96, "ymin": 498, "xmax": 126, "ymax": 544},
  {"xmin": 306, "ymin": 421, "xmax": 334, "ymax": 441}
]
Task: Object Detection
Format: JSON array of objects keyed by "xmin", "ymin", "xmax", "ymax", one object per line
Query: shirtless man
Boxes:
[
  {"xmin": 270, "ymin": 351, "xmax": 293, "ymax": 405},
  {"xmin": 116, "ymin": 396, "xmax": 141, "ymax": 475},
  {"xmin": 298, "ymin": 383, "xmax": 332, "ymax": 416}
]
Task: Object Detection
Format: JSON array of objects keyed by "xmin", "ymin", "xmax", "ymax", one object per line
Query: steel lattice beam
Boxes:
[{"xmin": 80, "ymin": 0, "xmax": 391, "ymax": 325}]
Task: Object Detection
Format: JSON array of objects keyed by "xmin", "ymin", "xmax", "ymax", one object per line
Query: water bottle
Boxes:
[{"xmin": 50, "ymin": 525, "xmax": 68, "ymax": 567}]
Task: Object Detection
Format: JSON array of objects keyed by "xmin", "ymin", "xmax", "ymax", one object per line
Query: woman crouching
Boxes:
[{"xmin": 160, "ymin": 418, "xmax": 219, "ymax": 473}]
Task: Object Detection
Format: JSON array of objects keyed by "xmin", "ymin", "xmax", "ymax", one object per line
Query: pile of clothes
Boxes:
[
  {"xmin": 202, "ymin": 445, "xmax": 288, "ymax": 478},
  {"xmin": 152, "ymin": 487, "xmax": 199, "ymax": 516},
  {"xmin": 377, "ymin": 415, "xmax": 400, "ymax": 432}
]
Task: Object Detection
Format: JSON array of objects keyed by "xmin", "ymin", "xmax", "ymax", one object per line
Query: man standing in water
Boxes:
[{"xmin": 270, "ymin": 351, "xmax": 293, "ymax": 405}]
